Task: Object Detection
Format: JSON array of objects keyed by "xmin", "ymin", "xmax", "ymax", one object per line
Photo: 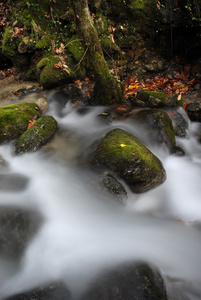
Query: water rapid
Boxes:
[{"xmin": 0, "ymin": 93, "xmax": 201, "ymax": 300}]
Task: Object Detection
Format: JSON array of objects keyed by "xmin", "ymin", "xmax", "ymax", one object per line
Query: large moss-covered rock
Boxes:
[
  {"xmin": 0, "ymin": 103, "xmax": 41, "ymax": 144},
  {"xmin": 15, "ymin": 116, "xmax": 57, "ymax": 154},
  {"xmin": 81, "ymin": 262, "xmax": 167, "ymax": 300},
  {"xmin": 87, "ymin": 128, "xmax": 166, "ymax": 193}
]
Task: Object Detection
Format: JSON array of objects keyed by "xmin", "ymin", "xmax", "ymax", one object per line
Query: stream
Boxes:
[{"xmin": 0, "ymin": 91, "xmax": 201, "ymax": 299}]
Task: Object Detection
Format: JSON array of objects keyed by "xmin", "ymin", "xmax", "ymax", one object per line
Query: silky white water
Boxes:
[{"xmin": 0, "ymin": 97, "xmax": 201, "ymax": 299}]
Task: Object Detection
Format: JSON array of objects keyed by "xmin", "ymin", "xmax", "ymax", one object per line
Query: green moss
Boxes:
[
  {"xmin": 100, "ymin": 35, "xmax": 120, "ymax": 54},
  {"xmin": 15, "ymin": 116, "xmax": 57, "ymax": 154},
  {"xmin": 159, "ymin": 111, "xmax": 176, "ymax": 148},
  {"xmin": 0, "ymin": 103, "xmax": 41, "ymax": 144},
  {"xmin": 128, "ymin": 96, "xmax": 146, "ymax": 107},
  {"xmin": 137, "ymin": 90, "xmax": 167, "ymax": 107},
  {"xmin": 2, "ymin": 27, "xmax": 18, "ymax": 57},
  {"xmin": 36, "ymin": 57, "xmax": 50, "ymax": 71},
  {"xmin": 94, "ymin": 14, "xmax": 108, "ymax": 34},
  {"xmin": 129, "ymin": 0, "xmax": 147, "ymax": 10},
  {"xmin": 67, "ymin": 35, "xmax": 85, "ymax": 62},
  {"xmin": 96, "ymin": 129, "xmax": 163, "ymax": 172},
  {"xmin": 35, "ymin": 35, "xmax": 51, "ymax": 50}
]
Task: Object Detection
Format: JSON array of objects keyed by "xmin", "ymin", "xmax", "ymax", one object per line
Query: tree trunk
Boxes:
[{"xmin": 69, "ymin": 0, "xmax": 122, "ymax": 105}]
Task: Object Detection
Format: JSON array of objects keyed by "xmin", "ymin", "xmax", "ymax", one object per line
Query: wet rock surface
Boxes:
[
  {"xmin": 3, "ymin": 281, "xmax": 71, "ymax": 300},
  {"xmin": 81, "ymin": 262, "xmax": 168, "ymax": 300},
  {"xmin": 0, "ymin": 173, "xmax": 29, "ymax": 192},
  {"xmin": 97, "ymin": 173, "xmax": 127, "ymax": 204},
  {"xmin": 167, "ymin": 108, "xmax": 189, "ymax": 138}
]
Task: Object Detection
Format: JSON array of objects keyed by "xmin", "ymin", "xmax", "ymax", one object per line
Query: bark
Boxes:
[{"xmin": 69, "ymin": 0, "xmax": 122, "ymax": 105}]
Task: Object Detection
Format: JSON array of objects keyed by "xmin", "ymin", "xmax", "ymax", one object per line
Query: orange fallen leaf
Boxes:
[{"xmin": 27, "ymin": 119, "xmax": 36, "ymax": 130}]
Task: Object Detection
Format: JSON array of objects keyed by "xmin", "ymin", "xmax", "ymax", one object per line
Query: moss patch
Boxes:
[
  {"xmin": 0, "ymin": 103, "xmax": 41, "ymax": 144},
  {"xmin": 35, "ymin": 35, "xmax": 51, "ymax": 50},
  {"xmin": 67, "ymin": 35, "xmax": 85, "ymax": 62}
]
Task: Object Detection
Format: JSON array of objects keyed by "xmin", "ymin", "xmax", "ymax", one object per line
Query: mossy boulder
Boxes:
[
  {"xmin": 15, "ymin": 116, "xmax": 57, "ymax": 154},
  {"xmin": 129, "ymin": 109, "xmax": 176, "ymax": 152},
  {"xmin": 137, "ymin": 90, "xmax": 167, "ymax": 107},
  {"xmin": 87, "ymin": 128, "xmax": 166, "ymax": 193},
  {"xmin": 36, "ymin": 56, "xmax": 69, "ymax": 88},
  {"xmin": 81, "ymin": 262, "xmax": 167, "ymax": 300},
  {"xmin": 0, "ymin": 103, "xmax": 41, "ymax": 144}
]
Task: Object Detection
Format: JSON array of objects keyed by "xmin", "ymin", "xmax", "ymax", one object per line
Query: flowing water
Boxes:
[{"xmin": 0, "ymin": 91, "xmax": 201, "ymax": 299}]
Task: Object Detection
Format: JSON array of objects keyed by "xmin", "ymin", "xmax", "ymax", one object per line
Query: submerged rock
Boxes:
[
  {"xmin": 97, "ymin": 173, "xmax": 127, "ymax": 204},
  {"xmin": 15, "ymin": 116, "xmax": 57, "ymax": 154},
  {"xmin": 0, "ymin": 103, "xmax": 41, "ymax": 144},
  {"xmin": 129, "ymin": 109, "xmax": 176, "ymax": 152},
  {"xmin": 87, "ymin": 128, "xmax": 166, "ymax": 193},
  {"xmin": 81, "ymin": 262, "xmax": 168, "ymax": 300},
  {"xmin": 0, "ymin": 207, "xmax": 41, "ymax": 259},
  {"xmin": 3, "ymin": 281, "xmax": 71, "ymax": 300},
  {"xmin": 0, "ymin": 155, "xmax": 9, "ymax": 170},
  {"xmin": 0, "ymin": 173, "xmax": 29, "ymax": 192}
]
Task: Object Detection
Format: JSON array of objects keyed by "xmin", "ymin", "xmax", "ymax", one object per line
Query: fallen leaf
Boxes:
[{"xmin": 27, "ymin": 119, "xmax": 36, "ymax": 129}]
